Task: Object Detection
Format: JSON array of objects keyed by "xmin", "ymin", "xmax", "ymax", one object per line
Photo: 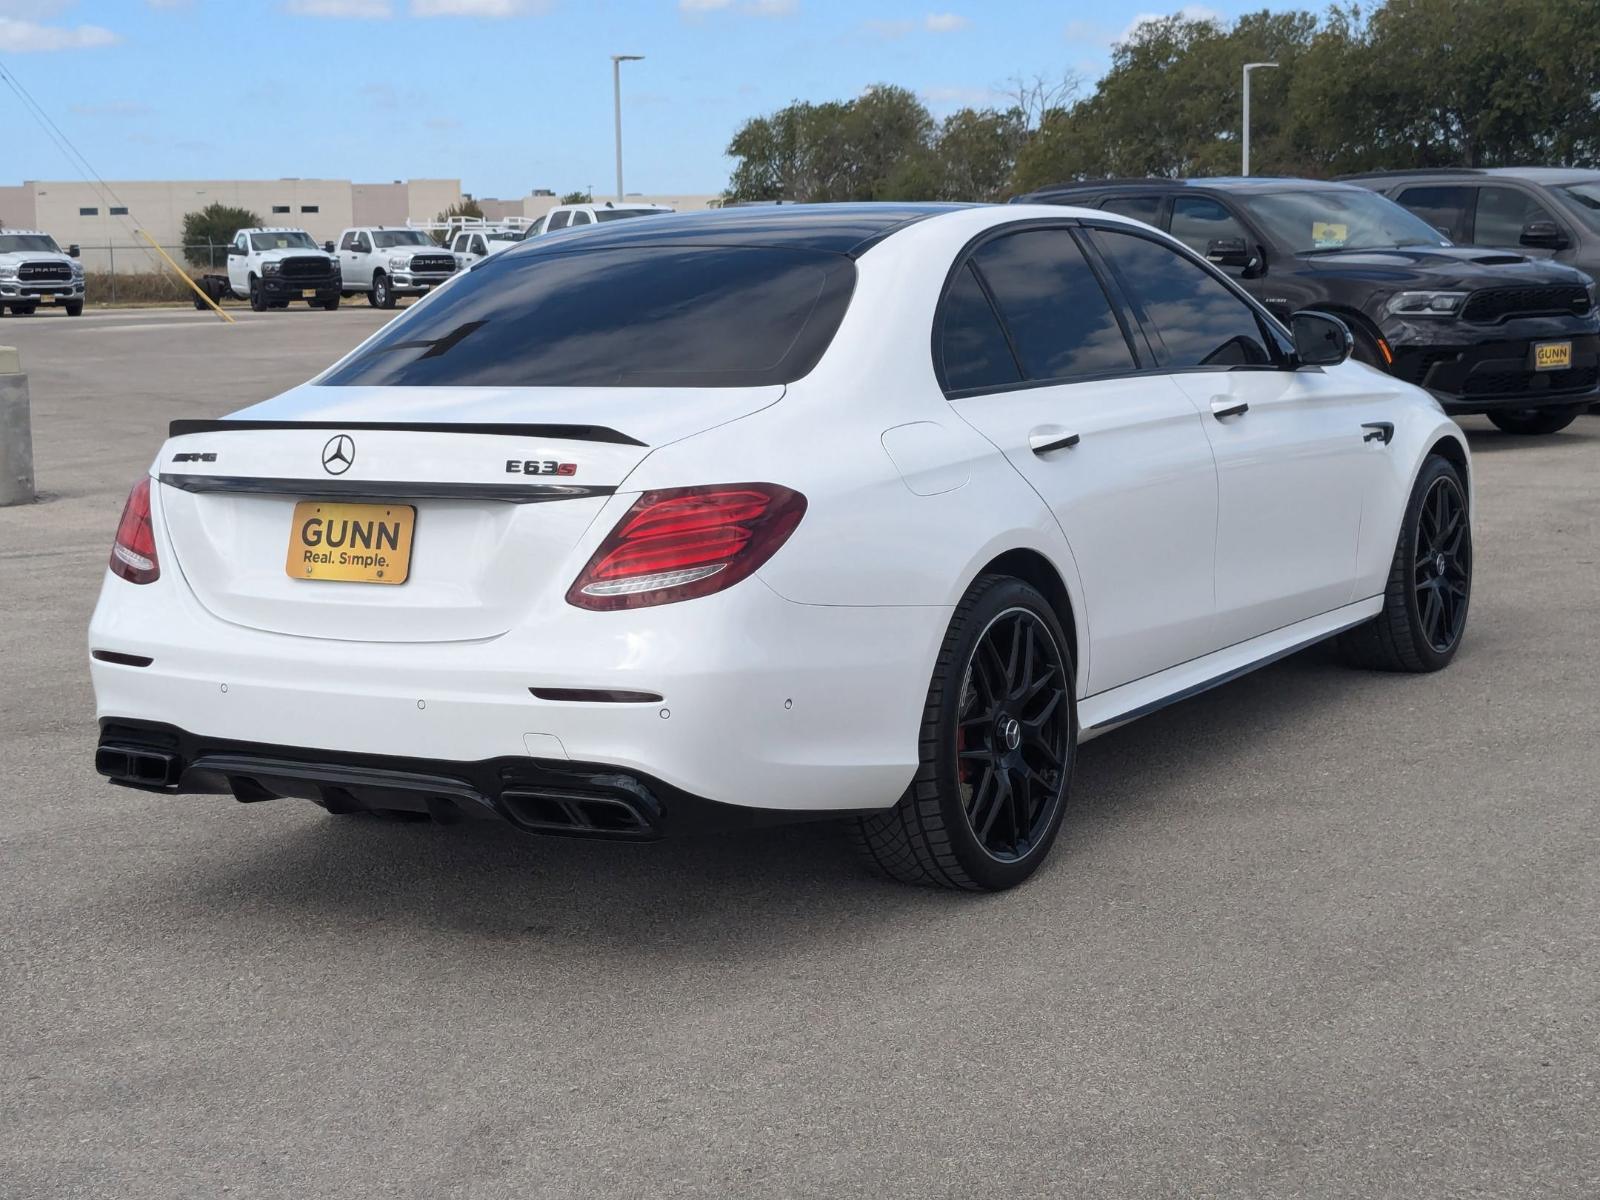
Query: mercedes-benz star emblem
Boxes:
[
  {"xmin": 1001, "ymin": 717, "xmax": 1022, "ymax": 752},
  {"xmin": 321, "ymin": 435, "xmax": 355, "ymax": 475}
]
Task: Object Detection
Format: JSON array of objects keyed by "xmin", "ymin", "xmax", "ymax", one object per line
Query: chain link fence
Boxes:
[{"xmin": 75, "ymin": 242, "xmax": 234, "ymax": 305}]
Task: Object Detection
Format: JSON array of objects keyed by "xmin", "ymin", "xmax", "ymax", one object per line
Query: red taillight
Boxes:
[
  {"xmin": 567, "ymin": 483, "xmax": 806, "ymax": 611},
  {"xmin": 109, "ymin": 477, "xmax": 160, "ymax": 585}
]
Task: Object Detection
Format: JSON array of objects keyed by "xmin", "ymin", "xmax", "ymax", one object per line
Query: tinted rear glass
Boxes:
[
  {"xmin": 970, "ymin": 229, "xmax": 1136, "ymax": 382},
  {"xmin": 322, "ymin": 245, "xmax": 856, "ymax": 389},
  {"xmin": 937, "ymin": 262, "xmax": 1022, "ymax": 392}
]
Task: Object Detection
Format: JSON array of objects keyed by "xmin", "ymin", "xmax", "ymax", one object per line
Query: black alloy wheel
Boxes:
[
  {"xmin": 852, "ymin": 575, "xmax": 1077, "ymax": 890},
  {"xmin": 1413, "ymin": 470, "xmax": 1471, "ymax": 655},
  {"xmin": 955, "ymin": 608, "xmax": 1073, "ymax": 863},
  {"xmin": 1340, "ymin": 455, "xmax": 1472, "ymax": 673},
  {"xmin": 248, "ymin": 276, "xmax": 267, "ymax": 313}
]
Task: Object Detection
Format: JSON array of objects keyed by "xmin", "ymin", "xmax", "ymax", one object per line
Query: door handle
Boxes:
[
  {"xmin": 1210, "ymin": 398, "xmax": 1249, "ymax": 420},
  {"xmin": 1028, "ymin": 429, "xmax": 1081, "ymax": 455},
  {"xmin": 1362, "ymin": 421, "xmax": 1395, "ymax": 445}
]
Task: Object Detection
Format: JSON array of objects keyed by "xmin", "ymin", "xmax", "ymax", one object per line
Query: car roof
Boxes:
[
  {"xmin": 507, "ymin": 202, "xmax": 969, "ymax": 257},
  {"xmin": 1340, "ymin": 166, "xmax": 1600, "ymax": 186},
  {"xmin": 1017, "ymin": 176, "xmax": 1364, "ymax": 201}
]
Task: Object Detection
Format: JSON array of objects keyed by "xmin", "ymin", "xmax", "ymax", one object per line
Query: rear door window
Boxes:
[
  {"xmin": 966, "ymin": 228, "xmax": 1136, "ymax": 383},
  {"xmin": 1091, "ymin": 228, "xmax": 1275, "ymax": 369},
  {"xmin": 1394, "ymin": 185, "xmax": 1473, "ymax": 242},
  {"xmin": 1473, "ymin": 186, "xmax": 1558, "ymax": 248},
  {"xmin": 1099, "ymin": 194, "xmax": 1164, "ymax": 225},
  {"xmin": 936, "ymin": 263, "xmax": 1022, "ymax": 393},
  {"xmin": 322, "ymin": 245, "xmax": 857, "ymax": 389},
  {"xmin": 1169, "ymin": 196, "xmax": 1248, "ymax": 256}
]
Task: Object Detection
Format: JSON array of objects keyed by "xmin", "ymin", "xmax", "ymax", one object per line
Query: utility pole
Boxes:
[
  {"xmin": 611, "ymin": 54, "xmax": 644, "ymax": 201},
  {"xmin": 1241, "ymin": 62, "xmax": 1279, "ymax": 176}
]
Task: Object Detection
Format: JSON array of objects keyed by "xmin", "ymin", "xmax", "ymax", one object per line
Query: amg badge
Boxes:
[{"xmin": 506, "ymin": 460, "xmax": 577, "ymax": 476}]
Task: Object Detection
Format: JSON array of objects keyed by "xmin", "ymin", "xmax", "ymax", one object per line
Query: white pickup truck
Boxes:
[
  {"xmin": 538, "ymin": 202, "xmax": 673, "ymax": 235},
  {"xmin": 191, "ymin": 228, "xmax": 342, "ymax": 312},
  {"xmin": 336, "ymin": 226, "xmax": 458, "ymax": 309},
  {"xmin": 0, "ymin": 229, "xmax": 85, "ymax": 317},
  {"xmin": 446, "ymin": 226, "xmax": 527, "ymax": 269}
]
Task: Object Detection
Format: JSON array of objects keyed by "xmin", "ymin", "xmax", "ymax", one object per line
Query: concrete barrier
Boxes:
[{"xmin": 0, "ymin": 346, "xmax": 36, "ymax": 506}]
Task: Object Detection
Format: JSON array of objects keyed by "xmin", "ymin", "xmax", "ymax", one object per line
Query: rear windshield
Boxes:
[
  {"xmin": 594, "ymin": 208, "xmax": 668, "ymax": 222},
  {"xmin": 321, "ymin": 244, "xmax": 857, "ymax": 389}
]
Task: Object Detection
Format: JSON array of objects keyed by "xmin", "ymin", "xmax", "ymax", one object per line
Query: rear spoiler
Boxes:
[{"xmin": 167, "ymin": 419, "xmax": 647, "ymax": 447}]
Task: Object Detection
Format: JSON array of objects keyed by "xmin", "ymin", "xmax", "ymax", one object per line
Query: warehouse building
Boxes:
[{"xmin": 0, "ymin": 178, "xmax": 463, "ymax": 269}]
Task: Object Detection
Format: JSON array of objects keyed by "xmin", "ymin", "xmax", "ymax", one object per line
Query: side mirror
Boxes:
[
  {"xmin": 67, "ymin": 243, "xmax": 80, "ymax": 258},
  {"xmin": 323, "ymin": 240, "xmax": 336, "ymax": 254},
  {"xmin": 1205, "ymin": 237, "xmax": 1252, "ymax": 268},
  {"xmin": 1519, "ymin": 220, "xmax": 1567, "ymax": 250},
  {"xmin": 226, "ymin": 245, "xmax": 246, "ymax": 257},
  {"xmin": 1291, "ymin": 310, "xmax": 1353, "ymax": 367}
]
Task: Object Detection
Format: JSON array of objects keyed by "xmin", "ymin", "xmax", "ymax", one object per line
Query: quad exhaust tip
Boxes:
[{"xmin": 95, "ymin": 744, "xmax": 181, "ymax": 788}]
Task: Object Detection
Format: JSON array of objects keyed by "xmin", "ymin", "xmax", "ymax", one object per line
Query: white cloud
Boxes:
[
  {"xmin": 285, "ymin": 0, "xmax": 392, "ymax": 16},
  {"xmin": 679, "ymin": 0, "xmax": 794, "ymax": 15},
  {"xmin": 924, "ymin": 12, "xmax": 967, "ymax": 32},
  {"xmin": 0, "ymin": 15, "xmax": 120, "ymax": 50},
  {"xmin": 411, "ymin": 0, "xmax": 548, "ymax": 14},
  {"xmin": 865, "ymin": 11, "xmax": 968, "ymax": 39}
]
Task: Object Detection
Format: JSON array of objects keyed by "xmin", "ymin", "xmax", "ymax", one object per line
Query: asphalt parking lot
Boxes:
[{"xmin": 2, "ymin": 305, "xmax": 1598, "ymax": 1198}]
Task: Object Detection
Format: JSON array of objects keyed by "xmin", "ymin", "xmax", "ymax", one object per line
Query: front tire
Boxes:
[
  {"xmin": 370, "ymin": 272, "xmax": 394, "ymax": 309},
  {"xmin": 853, "ymin": 575, "xmax": 1077, "ymax": 891},
  {"xmin": 1340, "ymin": 455, "xmax": 1471, "ymax": 672},
  {"xmin": 248, "ymin": 275, "xmax": 267, "ymax": 312},
  {"xmin": 1486, "ymin": 406, "xmax": 1581, "ymax": 435},
  {"xmin": 64, "ymin": 300, "xmax": 82, "ymax": 317}
]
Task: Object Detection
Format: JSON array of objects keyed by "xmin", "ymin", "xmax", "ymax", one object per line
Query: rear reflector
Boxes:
[
  {"xmin": 110, "ymin": 477, "xmax": 160, "ymax": 585},
  {"xmin": 567, "ymin": 483, "xmax": 806, "ymax": 610}
]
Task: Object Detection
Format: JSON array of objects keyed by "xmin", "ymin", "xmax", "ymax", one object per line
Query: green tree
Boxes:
[
  {"xmin": 430, "ymin": 198, "xmax": 484, "ymax": 244},
  {"xmin": 559, "ymin": 190, "xmax": 594, "ymax": 204},
  {"xmin": 180, "ymin": 203, "xmax": 262, "ymax": 267}
]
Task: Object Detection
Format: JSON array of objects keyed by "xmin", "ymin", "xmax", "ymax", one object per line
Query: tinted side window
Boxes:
[
  {"xmin": 546, "ymin": 211, "xmax": 570, "ymax": 231},
  {"xmin": 339, "ymin": 232, "xmax": 358, "ymax": 251},
  {"xmin": 969, "ymin": 229, "xmax": 1135, "ymax": 382},
  {"xmin": 1474, "ymin": 186, "xmax": 1556, "ymax": 248},
  {"xmin": 937, "ymin": 263, "xmax": 1021, "ymax": 393},
  {"xmin": 1394, "ymin": 185, "xmax": 1472, "ymax": 242},
  {"xmin": 571, "ymin": 211, "xmax": 593, "ymax": 226},
  {"xmin": 1093, "ymin": 229, "xmax": 1273, "ymax": 369},
  {"xmin": 1099, "ymin": 194, "xmax": 1163, "ymax": 224},
  {"xmin": 1169, "ymin": 196, "xmax": 1248, "ymax": 255},
  {"xmin": 322, "ymin": 245, "xmax": 857, "ymax": 389}
]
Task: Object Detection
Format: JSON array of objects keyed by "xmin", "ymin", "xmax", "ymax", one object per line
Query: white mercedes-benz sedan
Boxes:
[{"xmin": 90, "ymin": 203, "xmax": 1473, "ymax": 890}]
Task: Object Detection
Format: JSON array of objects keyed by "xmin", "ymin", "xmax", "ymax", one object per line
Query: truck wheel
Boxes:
[
  {"xmin": 63, "ymin": 301, "xmax": 82, "ymax": 317},
  {"xmin": 371, "ymin": 272, "xmax": 394, "ymax": 309},
  {"xmin": 248, "ymin": 276, "xmax": 267, "ymax": 313},
  {"xmin": 193, "ymin": 291, "xmax": 210, "ymax": 310},
  {"xmin": 321, "ymin": 293, "xmax": 341, "ymax": 311},
  {"xmin": 1486, "ymin": 406, "xmax": 1582, "ymax": 435},
  {"xmin": 13, "ymin": 302, "xmax": 37, "ymax": 316}
]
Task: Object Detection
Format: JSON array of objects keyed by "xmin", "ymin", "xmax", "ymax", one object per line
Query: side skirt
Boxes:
[{"xmin": 1076, "ymin": 596, "xmax": 1383, "ymax": 740}]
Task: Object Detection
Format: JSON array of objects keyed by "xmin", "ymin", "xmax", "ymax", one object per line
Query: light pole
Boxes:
[
  {"xmin": 611, "ymin": 54, "xmax": 644, "ymax": 201},
  {"xmin": 1241, "ymin": 61, "xmax": 1278, "ymax": 176}
]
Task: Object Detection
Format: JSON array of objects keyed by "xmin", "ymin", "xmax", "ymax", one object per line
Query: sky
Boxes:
[{"xmin": 1, "ymin": 0, "xmax": 1298, "ymax": 199}]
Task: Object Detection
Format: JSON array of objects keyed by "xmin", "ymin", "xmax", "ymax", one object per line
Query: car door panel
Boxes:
[
  {"xmin": 936, "ymin": 227, "xmax": 1220, "ymax": 696},
  {"xmin": 1088, "ymin": 222, "xmax": 1371, "ymax": 648}
]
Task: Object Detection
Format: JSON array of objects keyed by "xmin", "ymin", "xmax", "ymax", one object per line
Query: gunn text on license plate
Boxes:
[
  {"xmin": 1533, "ymin": 341, "xmax": 1572, "ymax": 371},
  {"xmin": 286, "ymin": 501, "xmax": 414, "ymax": 584}
]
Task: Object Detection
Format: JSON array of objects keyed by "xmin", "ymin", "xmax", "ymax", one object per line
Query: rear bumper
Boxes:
[
  {"xmin": 88, "ymin": 554, "xmax": 945, "ymax": 814},
  {"xmin": 94, "ymin": 720, "xmax": 807, "ymax": 839}
]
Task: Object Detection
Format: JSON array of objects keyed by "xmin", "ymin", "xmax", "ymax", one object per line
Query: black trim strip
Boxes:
[
  {"xmin": 158, "ymin": 474, "xmax": 613, "ymax": 504},
  {"xmin": 91, "ymin": 650, "xmax": 153, "ymax": 668},
  {"xmin": 529, "ymin": 688, "xmax": 665, "ymax": 704},
  {"xmin": 168, "ymin": 419, "xmax": 647, "ymax": 447}
]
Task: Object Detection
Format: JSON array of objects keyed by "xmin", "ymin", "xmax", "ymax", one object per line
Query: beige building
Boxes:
[{"xmin": 0, "ymin": 178, "xmax": 463, "ymax": 267}]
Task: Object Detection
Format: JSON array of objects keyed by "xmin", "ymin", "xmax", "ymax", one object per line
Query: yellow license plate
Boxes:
[
  {"xmin": 1534, "ymin": 341, "xmax": 1572, "ymax": 371},
  {"xmin": 286, "ymin": 501, "xmax": 414, "ymax": 584},
  {"xmin": 301, "ymin": 289, "xmax": 317, "ymax": 299}
]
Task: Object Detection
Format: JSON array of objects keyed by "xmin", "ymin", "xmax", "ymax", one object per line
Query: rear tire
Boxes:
[
  {"xmin": 1340, "ymin": 455, "xmax": 1471, "ymax": 673},
  {"xmin": 1486, "ymin": 406, "xmax": 1581, "ymax": 435},
  {"xmin": 852, "ymin": 575, "xmax": 1077, "ymax": 891}
]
